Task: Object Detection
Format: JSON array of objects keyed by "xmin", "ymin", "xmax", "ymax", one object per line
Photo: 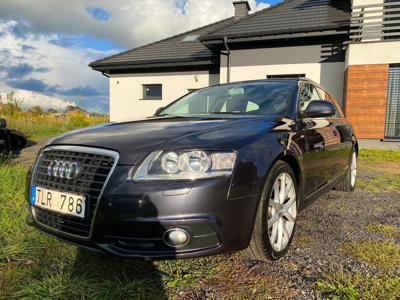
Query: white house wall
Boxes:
[
  {"xmin": 346, "ymin": 41, "xmax": 400, "ymax": 66},
  {"xmin": 220, "ymin": 45, "xmax": 346, "ymax": 104},
  {"xmin": 220, "ymin": 55, "xmax": 345, "ymax": 105},
  {"xmin": 109, "ymin": 70, "xmax": 219, "ymax": 121}
]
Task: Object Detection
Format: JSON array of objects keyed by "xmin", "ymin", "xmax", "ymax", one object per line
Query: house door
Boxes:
[{"xmin": 385, "ymin": 64, "xmax": 400, "ymax": 139}]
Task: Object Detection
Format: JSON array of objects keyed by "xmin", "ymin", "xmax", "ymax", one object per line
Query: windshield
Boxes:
[{"xmin": 159, "ymin": 81, "xmax": 294, "ymax": 117}]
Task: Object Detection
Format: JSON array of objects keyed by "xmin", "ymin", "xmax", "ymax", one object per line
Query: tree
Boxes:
[
  {"xmin": 28, "ymin": 105, "xmax": 44, "ymax": 115},
  {"xmin": 65, "ymin": 105, "xmax": 87, "ymax": 113},
  {"xmin": 47, "ymin": 108, "xmax": 58, "ymax": 114}
]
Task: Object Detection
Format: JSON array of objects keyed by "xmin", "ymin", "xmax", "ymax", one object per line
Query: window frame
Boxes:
[
  {"xmin": 297, "ymin": 81, "xmax": 345, "ymax": 119},
  {"xmin": 142, "ymin": 84, "xmax": 163, "ymax": 100},
  {"xmin": 297, "ymin": 82, "xmax": 322, "ymax": 117}
]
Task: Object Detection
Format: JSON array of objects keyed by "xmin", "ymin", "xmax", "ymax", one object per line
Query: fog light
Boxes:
[{"xmin": 163, "ymin": 228, "xmax": 190, "ymax": 248}]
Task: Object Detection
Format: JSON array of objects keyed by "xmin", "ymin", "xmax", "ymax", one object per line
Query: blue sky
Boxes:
[{"xmin": 0, "ymin": 0, "xmax": 282, "ymax": 113}]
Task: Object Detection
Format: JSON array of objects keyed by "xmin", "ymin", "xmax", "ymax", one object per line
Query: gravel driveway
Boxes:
[{"xmin": 164, "ymin": 159, "xmax": 400, "ymax": 299}]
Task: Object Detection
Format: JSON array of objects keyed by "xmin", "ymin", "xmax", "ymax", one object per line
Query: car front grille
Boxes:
[{"xmin": 31, "ymin": 146, "xmax": 117, "ymax": 237}]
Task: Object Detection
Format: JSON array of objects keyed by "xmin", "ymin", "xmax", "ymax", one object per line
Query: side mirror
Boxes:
[
  {"xmin": 303, "ymin": 101, "xmax": 336, "ymax": 118},
  {"xmin": 154, "ymin": 107, "xmax": 165, "ymax": 116},
  {"xmin": 0, "ymin": 118, "xmax": 7, "ymax": 128}
]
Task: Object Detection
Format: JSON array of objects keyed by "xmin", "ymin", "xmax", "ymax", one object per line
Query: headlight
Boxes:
[{"xmin": 133, "ymin": 150, "xmax": 237, "ymax": 181}]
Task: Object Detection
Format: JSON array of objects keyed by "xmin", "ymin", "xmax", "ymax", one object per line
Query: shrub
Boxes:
[{"xmin": 0, "ymin": 104, "xmax": 108, "ymax": 139}]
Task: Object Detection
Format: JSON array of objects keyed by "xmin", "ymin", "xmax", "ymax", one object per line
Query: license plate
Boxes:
[{"xmin": 30, "ymin": 185, "xmax": 86, "ymax": 219}]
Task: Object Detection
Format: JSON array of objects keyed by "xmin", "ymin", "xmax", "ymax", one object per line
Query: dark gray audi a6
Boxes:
[{"xmin": 27, "ymin": 79, "xmax": 358, "ymax": 261}]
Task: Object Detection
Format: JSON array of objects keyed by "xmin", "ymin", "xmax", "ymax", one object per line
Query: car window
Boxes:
[
  {"xmin": 298, "ymin": 83, "xmax": 322, "ymax": 113},
  {"xmin": 246, "ymin": 101, "xmax": 260, "ymax": 112},
  {"xmin": 160, "ymin": 81, "xmax": 294, "ymax": 117}
]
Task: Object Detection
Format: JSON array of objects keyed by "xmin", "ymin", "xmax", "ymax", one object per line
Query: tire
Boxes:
[
  {"xmin": 0, "ymin": 139, "xmax": 10, "ymax": 154},
  {"xmin": 336, "ymin": 150, "xmax": 357, "ymax": 192},
  {"xmin": 10, "ymin": 130, "xmax": 27, "ymax": 150},
  {"xmin": 243, "ymin": 161, "xmax": 299, "ymax": 261}
]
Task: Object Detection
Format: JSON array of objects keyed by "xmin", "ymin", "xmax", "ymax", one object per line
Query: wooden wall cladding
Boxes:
[{"xmin": 344, "ymin": 64, "xmax": 389, "ymax": 139}]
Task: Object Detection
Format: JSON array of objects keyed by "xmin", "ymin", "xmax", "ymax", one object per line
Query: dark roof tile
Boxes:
[
  {"xmin": 90, "ymin": 17, "xmax": 235, "ymax": 69},
  {"xmin": 90, "ymin": 0, "xmax": 351, "ymax": 70},
  {"xmin": 203, "ymin": 0, "xmax": 351, "ymax": 41}
]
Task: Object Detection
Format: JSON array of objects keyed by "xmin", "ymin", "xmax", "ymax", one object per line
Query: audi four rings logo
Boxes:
[{"xmin": 47, "ymin": 161, "xmax": 82, "ymax": 179}]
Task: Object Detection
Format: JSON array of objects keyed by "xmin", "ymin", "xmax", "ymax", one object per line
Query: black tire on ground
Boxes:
[
  {"xmin": 243, "ymin": 160, "xmax": 298, "ymax": 261},
  {"xmin": 0, "ymin": 140, "xmax": 6, "ymax": 154},
  {"xmin": 335, "ymin": 150, "xmax": 357, "ymax": 192},
  {"xmin": 10, "ymin": 130, "xmax": 27, "ymax": 150}
]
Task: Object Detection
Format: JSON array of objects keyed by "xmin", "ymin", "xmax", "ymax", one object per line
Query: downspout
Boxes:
[
  {"xmin": 223, "ymin": 37, "xmax": 231, "ymax": 83},
  {"xmin": 101, "ymin": 71, "xmax": 110, "ymax": 78}
]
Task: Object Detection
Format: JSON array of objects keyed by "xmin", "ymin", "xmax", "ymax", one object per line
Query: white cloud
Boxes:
[
  {"xmin": 0, "ymin": 20, "xmax": 114, "ymax": 112},
  {"xmin": 0, "ymin": 1, "xmax": 271, "ymax": 112},
  {"xmin": 0, "ymin": 0, "xmax": 270, "ymax": 48},
  {"xmin": 0, "ymin": 89, "xmax": 76, "ymax": 111}
]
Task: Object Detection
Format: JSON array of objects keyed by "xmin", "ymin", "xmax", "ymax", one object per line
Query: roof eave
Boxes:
[
  {"xmin": 90, "ymin": 58, "xmax": 216, "ymax": 73},
  {"xmin": 200, "ymin": 25, "xmax": 350, "ymax": 44}
]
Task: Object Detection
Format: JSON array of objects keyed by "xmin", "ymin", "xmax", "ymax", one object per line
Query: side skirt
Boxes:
[{"xmin": 299, "ymin": 169, "xmax": 347, "ymax": 211}]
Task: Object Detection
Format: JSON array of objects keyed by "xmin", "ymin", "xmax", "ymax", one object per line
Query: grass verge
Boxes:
[
  {"xmin": 0, "ymin": 164, "xmax": 165, "ymax": 299},
  {"xmin": 357, "ymin": 175, "xmax": 400, "ymax": 192},
  {"xmin": 364, "ymin": 224, "xmax": 399, "ymax": 240},
  {"xmin": 317, "ymin": 271, "xmax": 400, "ymax": 300},
  {"xmin": 340, "ymin": 241, "xmax": 400, "ymax": 271},
  {"xmin": 1, "ymin": 102, "xmax": 108, "ymax": 140},
  {"xmin": 358, "ymin": 149, "xmax": 400, "ymax": 163}
]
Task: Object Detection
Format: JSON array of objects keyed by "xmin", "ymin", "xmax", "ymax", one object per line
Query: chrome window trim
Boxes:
[{"xmin": 30, "ymin": 145, "xmax": 120, "ymax": 240}]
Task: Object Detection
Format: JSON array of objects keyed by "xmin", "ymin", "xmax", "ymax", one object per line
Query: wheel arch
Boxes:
[
  {"xmin": 279, "ymin": 154, "xmax": 301, "ymax": 188},
  {"xmin": 277, "ymin": 153, "xmax": 304, "ymax": 207}
]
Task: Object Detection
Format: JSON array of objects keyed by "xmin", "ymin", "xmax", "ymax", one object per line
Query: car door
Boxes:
[
  {"xmin": 298, "ymin": 82, "xmax": 340, "ymax": 196},
  {"xmin": 316, "ymin": 88, "xmax": 353, "ymax": 178}
]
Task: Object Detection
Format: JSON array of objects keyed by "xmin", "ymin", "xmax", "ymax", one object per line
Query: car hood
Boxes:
[{"xmin": 49, "ymin": 116, "xmax": 284, "ymax": 165}]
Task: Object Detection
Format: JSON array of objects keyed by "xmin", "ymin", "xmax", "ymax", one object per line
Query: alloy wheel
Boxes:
[
  {"xmin": 351, "ymin": 152, "xmax": 357, "ymax": 187},
  {"xmin": 267, "ymin": 172, "xmax": 297, "ymax": 252}
]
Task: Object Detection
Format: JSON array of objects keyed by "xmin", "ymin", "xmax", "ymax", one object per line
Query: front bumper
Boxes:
[{"xmin": 28, "ymin": 165, "xmax": 260, "ymax": 259}]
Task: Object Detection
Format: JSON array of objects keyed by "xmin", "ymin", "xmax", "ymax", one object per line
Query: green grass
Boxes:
[
  {"xmin": 340, "ymin": 241, "xmax": 400, "ymax": 271},
  {"xmin": 0, "ymin": 164, "xmax": 164, "ymax": 299},
  {"xmin": 359, "ymin": 149, "xmax": 400, "ymax": 163},
  {"xmin": 317, "ymin": 271, "xmax": 400, "ymax": 300},
  {"xmin": 364, "ymin": 224, "xmax": 399, "ymax": 240},
  {"xmin": 357, "ymin": 149, "xmax": 400, "ymax": 192},
  {"xmin": 357, "ymin": 174, "xmax": 400, "ymax": 192},
  {"xmin": 1, "ymin": 110, "xmax": 108, "ymax": 140},
  {"xmin": 317, "ymin": 271, "xmax": 359, "ymax": 300}
]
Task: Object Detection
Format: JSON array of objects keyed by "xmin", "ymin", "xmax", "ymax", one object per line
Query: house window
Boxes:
[
  {"xmin": 143, "ymin": 84, "xmax": 162, "ymax": 100},
  {"xmin": 267, "ymin": 74, "xmax": 305, "ymax": 79},
  {"xmin": 385, "ymin": 64, "xmax": 400, "ymax": 138}
]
